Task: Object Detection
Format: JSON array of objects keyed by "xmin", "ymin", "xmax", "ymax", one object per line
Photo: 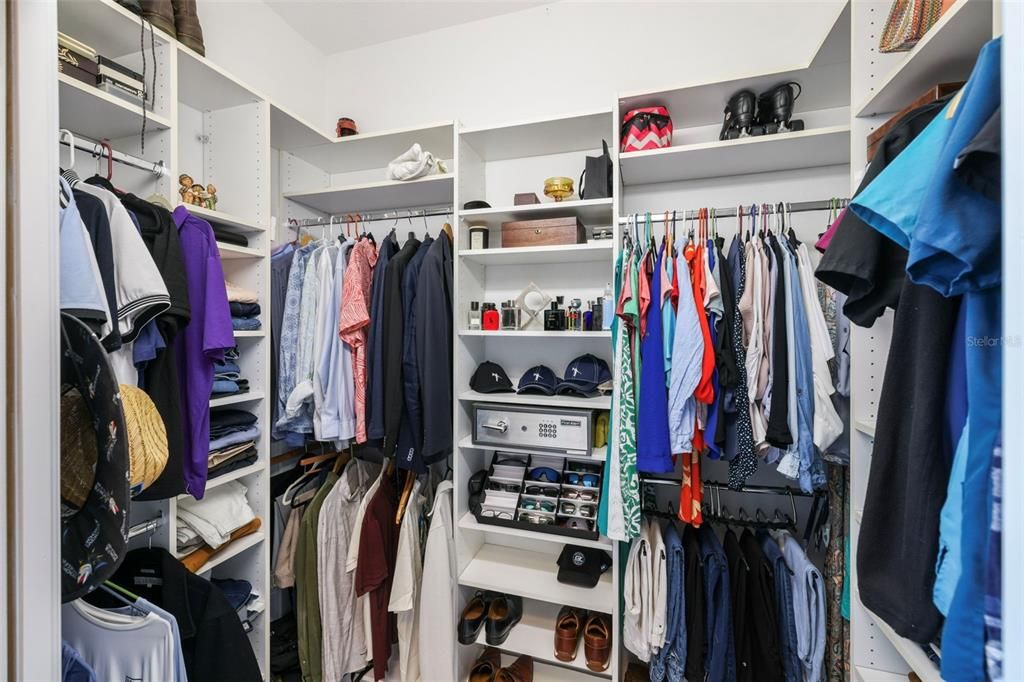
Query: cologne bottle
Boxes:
[
  {"xmin": 468, "ymin": 301, "xmax": 482, "ymax": 330},
  {"xmin": 500, "ymin": 300, "xmax": 521, "ymax": 330},
  {"xmin": 544, "ymin": 296, "xmax": 566, "ymax": 331},
  {"xmin": 482, "ymin": 303, "xmax": 500, "ymax": 331},
  {"xmin": 602, "ymin": 283, "xmax": 613, "ymax": 330}
]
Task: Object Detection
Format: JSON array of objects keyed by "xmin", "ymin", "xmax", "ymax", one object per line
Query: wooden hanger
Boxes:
[
  {"xmin": 395, "ymin": 471, "xmax": 416, "ymax": 525},
  {"xmin": 442, "ymin": 221, "xmax": 453, "ymax": 241}
]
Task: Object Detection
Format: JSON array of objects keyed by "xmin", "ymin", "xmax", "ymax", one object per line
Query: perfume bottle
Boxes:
[
  {"xmin": 468, "ymin": 301, "xmax": 482, "ymax": 330},
  {"xmin": 544, "ymin": 296, "xmax": 566, "ymax": 331},
  {"xmin": 602, "ymin": 283, "xmax": 613, "ymax": 330},
  {"xmin": 482, "ymin": 303, "xmax": 500, "ymax": 331},
  {"xmin": 500, "ymin": 300, "xmax": 521, "ymax": 330},
  {"xmin": 591, "ymin": 298, "xmax": 603, "ymax": 331}
]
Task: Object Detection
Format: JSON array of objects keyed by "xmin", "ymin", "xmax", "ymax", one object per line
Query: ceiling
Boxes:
[{"xmin": 265, "ymin": 1, "xmax": 550, "ymax": 54}]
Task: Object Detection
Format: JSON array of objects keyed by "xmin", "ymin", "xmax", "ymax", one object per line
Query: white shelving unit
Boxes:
[
  {"xmin": 56, "ymin": 0, "xmax": 276, "ymax": 671},
  {"xmin": 283, "ymin": 173, "xmax": 454, "ymax": 215},
  {"xmin": 454, "ymin": 112, "xmax": 618, "ymax": 681}
]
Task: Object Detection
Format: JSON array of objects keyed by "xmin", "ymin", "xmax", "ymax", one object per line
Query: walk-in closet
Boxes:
[{"xmin": 2, "ymin": 0, "xmax": 1016, "ymax": 680}]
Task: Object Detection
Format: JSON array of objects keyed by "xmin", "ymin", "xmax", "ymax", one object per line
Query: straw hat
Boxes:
[{"xmin": 120, "ymin": 383, "xmax": 169, "ymax": 495}]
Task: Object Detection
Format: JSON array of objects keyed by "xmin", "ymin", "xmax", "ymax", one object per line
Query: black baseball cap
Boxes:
[
  {"xmin": 557, "ymin": 545, "xmax": 612, "ymax": 588},
  {"xmin": 555, "ymin": 354, "xmax": 612, "ymax": 398},
  {"xmin": 517, "ymin": 365, "xmax": 558, "ymax": 395},
  {"xmin": 470, "ymin": 361, "xmax": 514, "ymax": 393}
]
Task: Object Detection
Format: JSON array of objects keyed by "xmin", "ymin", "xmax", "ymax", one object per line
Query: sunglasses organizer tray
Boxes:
[{"xmin": 471, "ymin": 451, "xmax": 604, "ymax": 541}]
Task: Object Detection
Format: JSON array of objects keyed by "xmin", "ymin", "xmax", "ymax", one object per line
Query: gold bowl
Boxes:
[{"xmin": 543, "ymin": 176, "xmax": 575, "ymax": 202}]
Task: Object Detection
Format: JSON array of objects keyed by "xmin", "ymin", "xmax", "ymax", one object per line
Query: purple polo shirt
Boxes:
[{"xmin": 173, "ymin": 206, "xmax": 234, "ymax": 499}]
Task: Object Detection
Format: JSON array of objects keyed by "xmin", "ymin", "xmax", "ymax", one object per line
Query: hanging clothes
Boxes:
[{"xmin": 418, "ymin": 480, "xmax": 456, "ymax": 682}]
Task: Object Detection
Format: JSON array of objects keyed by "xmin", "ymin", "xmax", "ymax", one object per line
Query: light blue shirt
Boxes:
[
  {"xmin": 782, "ymin": 532, "xmax": 826, "ymax": 682},
  {"xmin": 274, "ymin": 243, "xmax": 317, "ymax": 442},
  {"xmin": 668, "ymin": 250, "xmax": 703, "ymax": 453},
  {"xmin": 59, "ymin": 179, "xmax": 110, "ymax": 324},
  {"xmin": 112, "ymin": 597, "xmax": 187, "ymax": 682},
  {"xmin": 662, "ymin": 249, "xmax": 676, "ymax": 387},
  {"xmin": 934, "ymin": 425, "xmax": 970, "ymax": 615}
]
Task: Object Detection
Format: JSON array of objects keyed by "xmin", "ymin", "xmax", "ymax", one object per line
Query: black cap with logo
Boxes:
[
  {"xmin": 470, "ymin": 361, "xmax": 514, "ymax": 393},
  {"xmin": 556, "ymin": 545, "xmax": 612, "ymax": 588}
]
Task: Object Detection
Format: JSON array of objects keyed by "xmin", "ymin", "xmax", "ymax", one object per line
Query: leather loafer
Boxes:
[
  {"xmin": 554, "ymin": 606, "xmax": 585, "ymax": 661},
  {"xmin": 470, "ymin": 646, "xmax": 502, "ymax": 682},
  {"xmin": 495, "ymin": 655, "xmax": 533, "ymax": 682},
  {"xmin": 583, "ymin": 612, "xmax": 612, "ymax": 672},
  {"xmin": 485, "ymin": 594, "xmax": 523, "ymax": 645},
  {"xmin": 459, "ymin": 591, "xmax": 499, "ymax": 645}
]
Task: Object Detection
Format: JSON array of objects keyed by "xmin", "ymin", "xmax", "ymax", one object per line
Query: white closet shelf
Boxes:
[
  {"xmin": 620, "ymin": 125, "xmax": 851, "ymax": 185},
  {"xmin": 473, "ymin": 598, "xmax": 613, "ymax": 677},
  {"xmin": 277, "ymin": 121, "xmax": 456, "ymax": 174},
  {"xmin": 461, "ymin": 110, "xmax": 613, "ymax": 161},
  {"xmin": 458, "ymin": 435, "xmax": 606, "ymax": 462},
  {"xmin": 855, "ymin": 0, "xmax": 992, "ymax": 117},
  {"xmin": 210, "ymin": 391, "xmax": 265, "ymax": 408},
  {"xmin": 217, "ymin": 242, "xmax": 264, "ymax": 260},
  {"xmin": 181, "ymin": 204, "xmax": 268, "ymax": 233},
  {"xmin": 617, "ymin": 3, "xmax": 850, "ymax": 128},
  {"xmin": 58, "ymin": 74, "xmax": 171, "ymax": 141},
  {"xmin": 869, "ymin": 614, "xmax": 942, "ymax": 682},
  {"xmin": 460, "ymin": 543, "xmax": 615, "ymax": 612},
  {"xmin": 458, "ymin": 513, "xmax": 613, "ymax": 551},
  {"xmin": 459, "ymin": 390, "xmax": 611, "ymax": 411},
  {"xmin": 177, "ymin": 46, "xmax": 263, "ymax": 111},
  {"xmin": 854, "ymin": 418, "xmax": 877, "ymax": 438},
  {"xmin": 458, "ymin": 330, "xmax": 611, "ymax": 339},
  {"xmin": 187, "ymin": 461, "xmax": 267, "ymax": 498},
  {"xmin": 187, "ymin": 532, "xmax": 267, "ymax": 574},
  {"xmin": 854, "ymin": 666, "xmax": 909, "ymax": 682},
  {"xmin": 233, "ymin": 330, "xmax": 266, "ymax": 339},
  {"xmin": 460, "ymin": 242, "xmax": 614, "ymax": 266},
  {"xmin": 284, "ymin": 174, "xmax": 454, "ymax": 215},
  {"xmin": 461, "ymin": 198, "xmax": 615, "ymax": 228},
  {"xmin": 270, "ymin": 101, "xmax": 335, "ymax": 152},
  {"xmin": 58, "ymin": 0, "xmax": 171, "ymax": 57}
]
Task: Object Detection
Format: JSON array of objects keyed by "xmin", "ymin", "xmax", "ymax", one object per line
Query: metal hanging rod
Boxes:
[
  {"xmin": 59, "ymin": 129, "xmax": 170, "ymax": 178},
  {"xmin": 127, "ymin": 514, "xmax": 164, "ymax": 540},
  {"xmin": 618, "ymin": 198, "xmax": 848, "ymax": 223},
  {"xmin": 640, "ymin": 476, "xmax": 814, "ymax": 497},
  {"xmin": 289, "ymin": 205, "xmax": 453, "ymax": 229}
]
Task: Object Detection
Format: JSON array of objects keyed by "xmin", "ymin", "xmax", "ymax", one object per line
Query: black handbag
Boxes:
[{"xmin": 579, "ymin": 140, "xmax": 613, "ymax": 200}]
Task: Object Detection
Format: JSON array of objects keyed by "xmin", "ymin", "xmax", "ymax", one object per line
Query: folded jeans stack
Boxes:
[
  {"xmin": 230, "ymin": 300, "xmax": 262, "ymax": 331},
  {"xmin": 212, "ymin": 357, "xmax": 249, "ymax": 396}
]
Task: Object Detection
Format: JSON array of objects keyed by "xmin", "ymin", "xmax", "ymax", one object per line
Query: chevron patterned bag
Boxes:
[
  {"xmin": 620, "ymin": 106, "xmax": 673, "ymax": 153},
  {"xmin": 879, "ymin": 0, "xmax": 944, "ymax": 52}
]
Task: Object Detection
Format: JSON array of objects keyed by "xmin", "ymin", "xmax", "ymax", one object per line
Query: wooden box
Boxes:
[{"xmin": 501, "ymin": 216, "xmax": 586, "ymax": 247}]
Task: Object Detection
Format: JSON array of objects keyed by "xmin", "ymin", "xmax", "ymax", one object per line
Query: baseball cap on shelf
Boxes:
[
  {"xmin": 555, "ymin": 354, "xmax": 612, "ymax": 398},
  {"xmin": 470, "ymin": 361, "xmax": 514, "ymax": 394},
  {"xmin": 557, "ymin": 545, "xmax": 612, "ymax": 588},
  {"xmin": 517, "ymin": 365, "xmax": 559, "ymax": 396}
]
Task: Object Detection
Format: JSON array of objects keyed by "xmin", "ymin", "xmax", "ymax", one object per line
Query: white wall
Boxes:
[
  {"xmin": 196, "ymin": 0, "xmax": 327, "ymax": 127},
  {"xmin": 322, "ymin": 0, "xmax": 846, "ymax": 132}
]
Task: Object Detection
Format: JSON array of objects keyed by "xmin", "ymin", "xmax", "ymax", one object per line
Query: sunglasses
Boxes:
[
  {"xmin": 519, "ymin": 512, "xmax": 554, "ymax": 525},
  {"xmin": 486, "ymin": 481, "xmax": 521, "ymax": 493},
  {"xmin": 494, "ymin": 456, "xmax": 528, "ymax": 468},
  {"xmin": 528, "ymin": 467, "xmax": 561, "ymax": 483},
  {"xmin": 559, "ymin": 517, "xmax": 593, "ymax": 531},
  {"xmin": 481, "ymin": 509, "xmax": 514, "ymax": 520},
  {"xmin": 562, "ymin": 489, "xmax": 598, "ymax": 502},
  {"xmin": 565, "ymin": 472, "xmax": 599, "ymax": 487},
  {"xmin": 520, "ymin": 499, "xmax": 555, "ymax": 513},
  {"xmin": 524, "ymin": 485, "xmax": 559, "ymax": 498},
  {"xmin": 560, "ymin": 502, "xmax": 595, "ymax": 517}
]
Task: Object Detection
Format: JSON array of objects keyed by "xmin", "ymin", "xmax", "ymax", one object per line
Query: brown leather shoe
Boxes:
[
  {"xmin": 495, "ymin": 655, "xmax": 533, "ymax": 682},
  {"xmin": 171, "ymin": 0, "xmax": 205, "ymax": 55},
  {"xmin": 469, "ymin": 646, "xmax": 502, "ymax": 682},
  {"xmin": 554, "ymin": 606, "xmax": 584, "ymax": 661},
  {"xmin": 141, "ymin": 0, "xmax": 176, "ymax": 36},
  {"xmin": 583, "ymin": 613, "xmax": 611, "ymax": 672}
]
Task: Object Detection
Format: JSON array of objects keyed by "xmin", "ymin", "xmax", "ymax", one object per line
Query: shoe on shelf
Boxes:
[
  {"xmin": 459, "ymin": 591, "xmax": 499, "ymax": 645},
  {"xmin": 469, "ymin": 646, "xmax": 502, "ymax": 682},
  {"xmin": 554, "ymin": 606, "xmax": 585, "ymax": 662},
  {"xmin": 495, "ymin": 655, "xmax": 534, "ymax": 682},
  {"xmin": 583, "ymin": 612, "xmax": 612, "ymax": 672},
  {"xmin": 171, "ymin": 0, "xmax": 206, "ymax": 56},
  {"xmin": 485, "ymin": 594, "xmax": 523, "ymax": 646},
  {"xmin": 140, "ymin": 0, "xmax": 176, "ymax": 36}
]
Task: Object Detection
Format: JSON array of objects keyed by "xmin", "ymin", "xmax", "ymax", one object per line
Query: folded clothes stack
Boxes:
[
  {"xmin": 177, "ymin": 481, "xmax": 256, "ymax": 554},
  {"xmin": 230, "ymin": 301, "xmax": 262, "ymax": 331},
  {"xmin": 208, "ymin": 408, "xmax": 259, "ymax": 479},
  {"xmin": 214, "ymin": 229, "xmax": 249, "ymax": 248},
  {"xmin": 211, "ymin": 356, "xmax": 249, "ymax": 396}
]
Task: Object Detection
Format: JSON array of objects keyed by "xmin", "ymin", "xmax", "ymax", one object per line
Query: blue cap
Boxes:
[
  {"xmin": 555, "ymin": 354, "xmax": 612, "ymax": 397},
  {"xmin": 517, "ymin": 365, "xmax": 559, "ymax": 395}
]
